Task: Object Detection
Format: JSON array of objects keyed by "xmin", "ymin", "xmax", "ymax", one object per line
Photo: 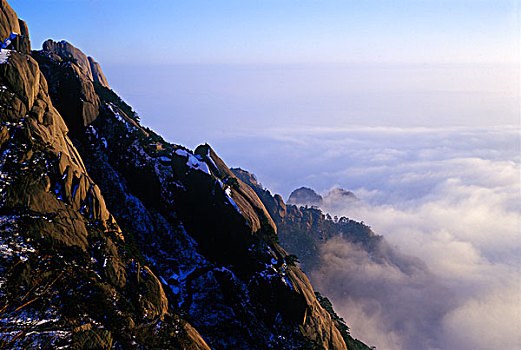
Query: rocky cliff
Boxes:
[
  {"xmin": 42, "ymin": 39, "xmax": 110, "ymax": 89},
  {"xmin": 0, "ymin": 1, "xmax": 370, "ymax": 349},
  {"xmin": 231, "ymin": 169, "xmax": 377, "ymax": 273},
  {"xmin": 232, "ymin": 168, "xmax": 434, "ymax": 350}
]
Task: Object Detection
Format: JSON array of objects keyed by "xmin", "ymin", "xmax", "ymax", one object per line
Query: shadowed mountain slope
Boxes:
[{"xmin": 0, "ymin": 1, "xmax": 371, "ymax": 349}]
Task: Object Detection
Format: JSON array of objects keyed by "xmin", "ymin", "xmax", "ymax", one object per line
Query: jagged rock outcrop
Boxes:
[
  {"xmin": 195, "ymin": 143, "xmax": 277, "ymax": 234},
  {"xmin": 42, "ymin": 39, "xmax": 109, "ymax": 88},
  {"xmin": 233, "ymin": 169, "xmax": 380, "ymax": 349},
  {"xmin": 35, "ymin": 37, "xmax": 352, "ymax": 350},
  {"xmin": 287, "ymin": 187, "xmax": 357, "ymax": 210},
  {"xmin": 0, "ymin": 49, "xmax": 111, "ymax": 230},
  {"xmin": 0, "ymin": 1, "xmax": 372, "ymax": 349},
  {"xmin": 32, "ymin": 48, "xmax": 100, "ymax": 136},
  {"xmin": 233, "ymin": 170, "xmax": 431, "ymax": 350},
  {"xmin": 0, "ymin": 0, "xmax": 30, "ymax": 54},
  {"xmin": 88, "ymin": 56, "xmax": 109, "ymax": 87},
  {"xmin": 0, "ymin": 0, "xmax": 18, "ymax": 40}
]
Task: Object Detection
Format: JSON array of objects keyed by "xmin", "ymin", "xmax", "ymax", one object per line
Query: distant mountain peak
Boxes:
[
  {"xmin": 288, "ymin": 186, "xmax": 323, "ymax": 206},
  {"xmin": 326, "ymin": 187, "xmax": 358, "ymax": 200}
]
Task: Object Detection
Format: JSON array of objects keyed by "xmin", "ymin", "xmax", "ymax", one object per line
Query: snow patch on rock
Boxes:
[{"xmin": 174, "ymin": 149, "xmax": 210, "ymax": 175}]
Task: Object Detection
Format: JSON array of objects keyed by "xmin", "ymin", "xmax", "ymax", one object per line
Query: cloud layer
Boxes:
[
  {"xmin": 308, "ymin": 127, "xmax": 520, "ymax": 350},
  {"xmin": 216, "ymin": 125, "xmax": 520, "ymax": 350}
]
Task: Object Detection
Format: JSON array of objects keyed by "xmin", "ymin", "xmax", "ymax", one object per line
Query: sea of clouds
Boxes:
[
  {"xmin": 109, "ymin": 61, "xmax": 519, "ymax": 350},
  {"xmin": 213, "ymin": 125, "xmax": 520, "ymax": 350}
]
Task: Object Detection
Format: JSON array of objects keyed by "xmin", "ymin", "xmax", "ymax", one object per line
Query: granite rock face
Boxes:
[
  {"xmin": 32, "ymin": 49, "xmax": 100, "ymax": 136},
  {"xmin": 88, "ymin": 56, "xmax": 110, "ymax": 88},
  {"xmin": 233, "ymin": 168, "xmax": 381, "ymax": 349},
  {"xmin": 0, "ymin": 0, "xmax": 30, "ymax": 54},
  {"xmin": 67, "ymin": 87, "xmax": 350, "ymax": 349},
  {"xmin": 233, "ymin": 168, "xmax": 377, "ymax": 272},
  {"xmin": 42, "ymin": 39, "xmax": 110, "ymax": 88}
]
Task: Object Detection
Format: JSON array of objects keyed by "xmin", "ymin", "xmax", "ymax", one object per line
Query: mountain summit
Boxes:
[
  {"xmin": 0, "ymin": 1, "xmax": 371, "ymax": 348},
  {"xmin": 42, "ymin": 39, "xmax": 110, "ymax": 89}
]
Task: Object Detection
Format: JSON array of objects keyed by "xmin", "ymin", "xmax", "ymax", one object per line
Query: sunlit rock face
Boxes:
[{"xmin": 42, "ymin": 39, "xmax": 109, "ymax": 88}]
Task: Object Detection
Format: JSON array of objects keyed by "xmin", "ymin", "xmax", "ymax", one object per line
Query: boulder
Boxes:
[
  {"xmin": 0, "ymin": 0, "xmax": 18, "ymax": 36},
  {"xmin": 17, "ymin": 19, "xmax": 30, "ymax": 52}
]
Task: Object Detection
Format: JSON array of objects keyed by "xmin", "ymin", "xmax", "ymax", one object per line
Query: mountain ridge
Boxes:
[{"xmin": 0, "ymin": 1, "xmax": 372, "ymax": 348}]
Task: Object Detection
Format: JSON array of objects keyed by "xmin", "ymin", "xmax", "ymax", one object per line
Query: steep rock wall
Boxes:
[{"xmin": 0, "ymin": 5, "xmax": 210, "ymax": 349}]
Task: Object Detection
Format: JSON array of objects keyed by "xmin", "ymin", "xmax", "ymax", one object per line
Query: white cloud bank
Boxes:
[
  {"xmin": 216, "ymin": 125, "xmax": 520, "ymax": 350},
  {"xmin": 314, "ymin": 170, "xmax": 520, "ymax": 349},
  {"xmin": 306, "ymin": 127, "xmax": 521, "ymax": 350}
]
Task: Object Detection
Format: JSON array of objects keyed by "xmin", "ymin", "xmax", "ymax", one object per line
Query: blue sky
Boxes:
[
  {"xmin": 6, "ymin": 0, "xmax": 518, "ymax": 170},
  {"xmin": 6, "ymin": 0, "xmax": 520, "ymax": 160},
  {"xmin": 8, "ymin": 1, "xmax": 518, "ymax": 144},
  {"xmin": 9, "ymin": 0, "xmax": 520, "ymax": 64}
]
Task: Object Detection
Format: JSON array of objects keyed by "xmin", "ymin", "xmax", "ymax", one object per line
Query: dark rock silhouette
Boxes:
[{"xmin": 32, "ymin": 48, "xmax": 100, "ymax": 137}]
